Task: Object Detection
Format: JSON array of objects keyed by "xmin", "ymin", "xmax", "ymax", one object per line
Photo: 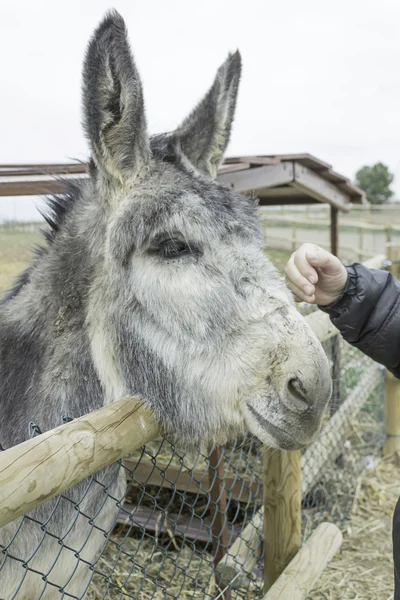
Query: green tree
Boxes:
[{"xmin": 355, "ymin": 162, "xmax": 394, "ymax": 204}]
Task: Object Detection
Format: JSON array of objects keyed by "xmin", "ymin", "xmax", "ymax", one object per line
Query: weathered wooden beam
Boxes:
[
  {"xmin": 263, "ymin": 448, "xmax": 301, "ymax": 593},
  {"xmin": 0, "ymin": 163, "xmax": 86, "ymax": 170},
  {"xmin": 217, "ymin": 163, "xmax": 294, "ymax": 193},
  {"xmin": 354, "ymin": 253, "xmax": 387, "ymax": 270},
  {"xmin": 217, "ymin": 362, "xmax": 381, "ymax": 587},
  {"xmin": 260, "ymin": 214, "xmax": 390, "ymax": 230},
  {"xmin": 0, "ymin": 164, "xmax": 87, "ymax": 177},
  {"xmin": 123, "ymin": 458, "xmax": 260, "ymax": 503},
  {"xmin": 383, "ymin": 243, "xmax": 400, "ymax": 455},
  {"xmin": 262, "ymin": 522, "xmax": 342, "ymax": 600},
  {"xmin": 218, "ymin": 365, "xmax": 382, "ymax": 583},
  {"xmin": 304, "ymin": 309, "xmax": 339, "ymax": 343},
  {"xmin": 259, "ymin": 196, "xmax": 320, "ymax": 206},
  {"xmin": 292, "ymin": 164, "xmax": 351, "ymax": 212},
  {"xmin": 330, "ymin": 206, "xmax": 339, "ymax": 256},
  {"xmin": 0, "ymin": 397, "xmax": 160, "ymax": 528},
  {"xmin": 216, "ymin": 509, "xmax": 263, "ymax": 588},
  {"xmin": 300, "ymin": 363, "xmax": 382, "ymax": 495},
  {"xmin": 329, "ymin": 212, "xmax": 341, "ymax": 413},
  {"xmin": 0, "ymin": 180, "xmax": 68, "ymax": 196},
  {"xmin": 117, "ymin": 503, "xmax": 241, "ymax": 544},
  {"xmin": 384, "ymin": 371, "xmax": 400, "ymax": 456},
  {"xmin": 217, "ymin": 162, "xmax": 250, "ymax": 175}
]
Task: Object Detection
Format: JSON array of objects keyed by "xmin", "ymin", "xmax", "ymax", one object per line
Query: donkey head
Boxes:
[{"xmin": 83, "ymin": 11, "xmax": 331, "ymax": 448}]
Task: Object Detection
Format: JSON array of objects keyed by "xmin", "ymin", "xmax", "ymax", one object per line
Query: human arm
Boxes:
[{"xmin": 285, "ymin": 244, "xmax": 400, "ymax": 377}]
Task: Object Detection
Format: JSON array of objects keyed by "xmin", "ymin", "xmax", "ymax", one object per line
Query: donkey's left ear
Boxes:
[
  {"xmin": 82, "ymin": 11, "xmax": 150, "ymax": 183},
  {"xmin": 175, "ymin": 51, "xmax": 241, "ymax": 179}
]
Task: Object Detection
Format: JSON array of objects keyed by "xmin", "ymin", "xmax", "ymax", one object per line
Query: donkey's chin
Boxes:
[{"xmin": 244, "ymin": 402, "xmax": 311, "ymax": 450}]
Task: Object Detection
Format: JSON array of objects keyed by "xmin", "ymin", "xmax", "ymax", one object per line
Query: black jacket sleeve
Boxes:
[{"xmin": 319, "ymin": 263, "xmax": 400, "ymax": 378}]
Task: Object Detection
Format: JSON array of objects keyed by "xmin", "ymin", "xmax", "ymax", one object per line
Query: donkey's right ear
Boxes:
[{"xmin": 82, "ymin": 11, "xmax": 150, "ymax": 183}]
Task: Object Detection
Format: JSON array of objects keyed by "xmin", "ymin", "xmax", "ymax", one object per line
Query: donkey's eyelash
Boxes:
[
  {"xmin": 147, "ymin": 237, "xmax": 201, "ymax": 260},
  {"xmin": 159, "ymin": 239, "xmax": 191, "ymax": 258}
]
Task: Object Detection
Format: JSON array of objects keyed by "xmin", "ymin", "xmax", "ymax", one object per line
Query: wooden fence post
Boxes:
[
  {"xmin": 263, "ymin": 448, "xmax": 301, "ymax": 594},
  {"xmin": 384, "ymin": 372, "xmax": 400, "ymax": 455},
  {"xmin": 359, "ymin": 227, "xmax": 364, "ymax": 261},
  {"xmin": 330, "ymin": 207, "xmax": 338, "ymax": 257},
  {"xmin": 291, "ymin": 222, "xmax": 297, "ymax": 253},
  {"xmin": 330, "ymin": 218, "xmax": 341, "ymax": 411},
  {"xmin": 384, "ymin": 243, "xmax": 400, "ymax": 455}
]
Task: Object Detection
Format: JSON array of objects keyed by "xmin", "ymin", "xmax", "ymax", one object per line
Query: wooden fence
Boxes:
[
  {"xmin": 269, "ymin": 203, "xmax": 400, "ymax": 225},
  {"xmin": 261, "ymin": 213, "xmax": 399, "ymax": 260},
  {"xmin": 0, "ymin": 253, "xmax": 393, "ymax": 598}
]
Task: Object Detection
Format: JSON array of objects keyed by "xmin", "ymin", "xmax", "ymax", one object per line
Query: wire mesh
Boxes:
[
  {"xmin": 0, "ymin": 338, "xmax": 385, "ymax": 599},
  {"xmin": 301, "ymin": 339, "xmax": 385, "ymax": 541}
]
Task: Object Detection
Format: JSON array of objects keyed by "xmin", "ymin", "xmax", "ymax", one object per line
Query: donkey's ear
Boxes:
[
  {"xmin": 175, "ymin": 51, "xmax": 241, "ymax": 179},
  {"xmin": 82, "ymin": 11, "xmax": 150, "ymax": 182}
]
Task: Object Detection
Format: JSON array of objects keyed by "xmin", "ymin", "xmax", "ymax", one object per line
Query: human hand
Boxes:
[{"xmin": 285, "ymin": 243, "xmax": 348, "ymax": 306}]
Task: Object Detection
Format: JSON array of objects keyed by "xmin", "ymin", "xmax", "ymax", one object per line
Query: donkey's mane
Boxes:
[
  {"xmin": 41, "ymin": 187, "xmax": 77, "ymax": 244},
  {"xmin": 0, "ymin": 141, "xmax": 182, "ymax": 306},
  {"xmin": 0, "ymin": 179, "xmax": 82, "ymax": 305}
]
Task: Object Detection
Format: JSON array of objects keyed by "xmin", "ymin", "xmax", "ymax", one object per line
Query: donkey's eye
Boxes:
[{"xmin": 158, "ymin": 239, "xmax": 194, "ymax": 259}]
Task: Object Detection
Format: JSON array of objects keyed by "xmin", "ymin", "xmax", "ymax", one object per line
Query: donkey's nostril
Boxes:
[{"xmin": 287, "ymin": 377, "xmax": 310, "ymax": 412}]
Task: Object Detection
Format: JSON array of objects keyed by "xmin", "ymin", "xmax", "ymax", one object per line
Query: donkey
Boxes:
[{"xmin": 0, "ymin": 10, "xmax": 331, "ymax": 599}]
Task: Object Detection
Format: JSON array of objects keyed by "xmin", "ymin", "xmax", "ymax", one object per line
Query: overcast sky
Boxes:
[{"xmin": 1, "ymin": 0, "xmax": 400, "ymax": 219}]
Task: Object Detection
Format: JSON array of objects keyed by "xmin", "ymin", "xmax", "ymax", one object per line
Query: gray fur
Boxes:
[
  {"xmin": 82, "ymin": 11, "xmax": 150, "ymax": 181},
  {"xmin": 175, "ymin": 50, "xmax": 241, "ymax": 178},
  {"xmin": 0, "ymin": 10, "xmax": 331, "ymax": 598}
]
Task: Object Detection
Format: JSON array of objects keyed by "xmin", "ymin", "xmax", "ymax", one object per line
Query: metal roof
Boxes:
[{"xmin": 0, "ymin": 154, "xmax": 365, "ymax": 212}]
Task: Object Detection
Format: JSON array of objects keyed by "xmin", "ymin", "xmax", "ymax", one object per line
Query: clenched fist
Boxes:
[{"xmin": 285, "ymin": 243, "xmax": 348, "ymax": 306}]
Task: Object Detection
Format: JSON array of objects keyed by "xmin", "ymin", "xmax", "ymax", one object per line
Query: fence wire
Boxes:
[{"xmin": 0, "ymin": 339, "xmax": 385, "ymax": 599}]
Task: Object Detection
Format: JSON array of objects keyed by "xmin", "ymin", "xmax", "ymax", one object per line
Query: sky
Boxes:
[{"xmin": 1, "ymin": 0, "xmax": 400, "ymax": 220}]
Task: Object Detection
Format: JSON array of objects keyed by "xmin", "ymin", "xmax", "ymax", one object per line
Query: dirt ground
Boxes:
[{"xmin": 1, "ymin": 228, "xmax": 399, "ymax": 599}]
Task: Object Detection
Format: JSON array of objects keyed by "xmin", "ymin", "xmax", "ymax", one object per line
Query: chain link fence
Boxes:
[
  {"xmin": 0, "ymin": 221, "xmax": 387, "ymax": 598},
  {"xmin": 0, "ymin": 338, "xmax": 385, "ymax": 599},
  {"xmin": 301, "ymin": 339, "xmax": 385, "ymax": 540}
]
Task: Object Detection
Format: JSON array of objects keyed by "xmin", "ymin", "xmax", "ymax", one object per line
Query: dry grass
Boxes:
[
  {"xmin": 84, "ymin": 452, "xmax": 400, "ymax": 599},
  {"xmin": 309, "ymin": 453, "xmax": 400, "ymax": 600},
  {"xmin": 0, "ymin": 228, "xmax": 41, "ymax": 295},
  {"xmin": 86, "ymin": 534, "xmax": 261, "ymax": 599},
  {"xmin": 1, "ymin": 228, "xmax": 398, "ymax": 599}
]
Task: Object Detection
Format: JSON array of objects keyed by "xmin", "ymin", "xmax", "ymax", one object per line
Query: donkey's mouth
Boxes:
[{"xmin": 246, "ymin": 403, "xmax": 303, "ymax": 450}]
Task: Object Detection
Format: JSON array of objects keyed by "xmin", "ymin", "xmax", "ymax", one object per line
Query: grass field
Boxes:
[
  {"xmin": 0, "ymin": 229, "xmax": 42, "ymax": 295},
  {"xmin": 0, "ymin": 230, "xmax": 292, "ymax": 298},
  {"xmin": 265, "ymin": 248, "xmax": 291, "ymax": 274}
]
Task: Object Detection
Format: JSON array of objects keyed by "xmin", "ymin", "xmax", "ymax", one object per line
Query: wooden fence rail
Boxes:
[
  {"xmin": 217, "ymin": 252, "xmax": 387, "ymax": 591},
  {"xmin": 217, "ymin": 361, "xmax": 382, "ymax": 588},
  {"xmin": 262, "ymin": 212, "xmax": 396, "ymax": 260},
  {"xmin": 262, "ymin": 522, "xmax": 343, "ymax": 600},
  {"xmin": 0, "ymin": 252, "xmax": 389, "ymax": 596},
  {"xmin": 0, "ymin": 397, "xmax": 160, "ymax": 528}
]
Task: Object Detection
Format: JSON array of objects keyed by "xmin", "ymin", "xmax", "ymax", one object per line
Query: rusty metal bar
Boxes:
[{"xmin": 208, "ymin": 445, "xmax": 231, "ymax": 599}]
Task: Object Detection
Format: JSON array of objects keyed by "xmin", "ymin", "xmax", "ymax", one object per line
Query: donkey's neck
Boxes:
[{"xmin": 0, "ymin": 224, "xmax": 105, "ymax": 449}]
